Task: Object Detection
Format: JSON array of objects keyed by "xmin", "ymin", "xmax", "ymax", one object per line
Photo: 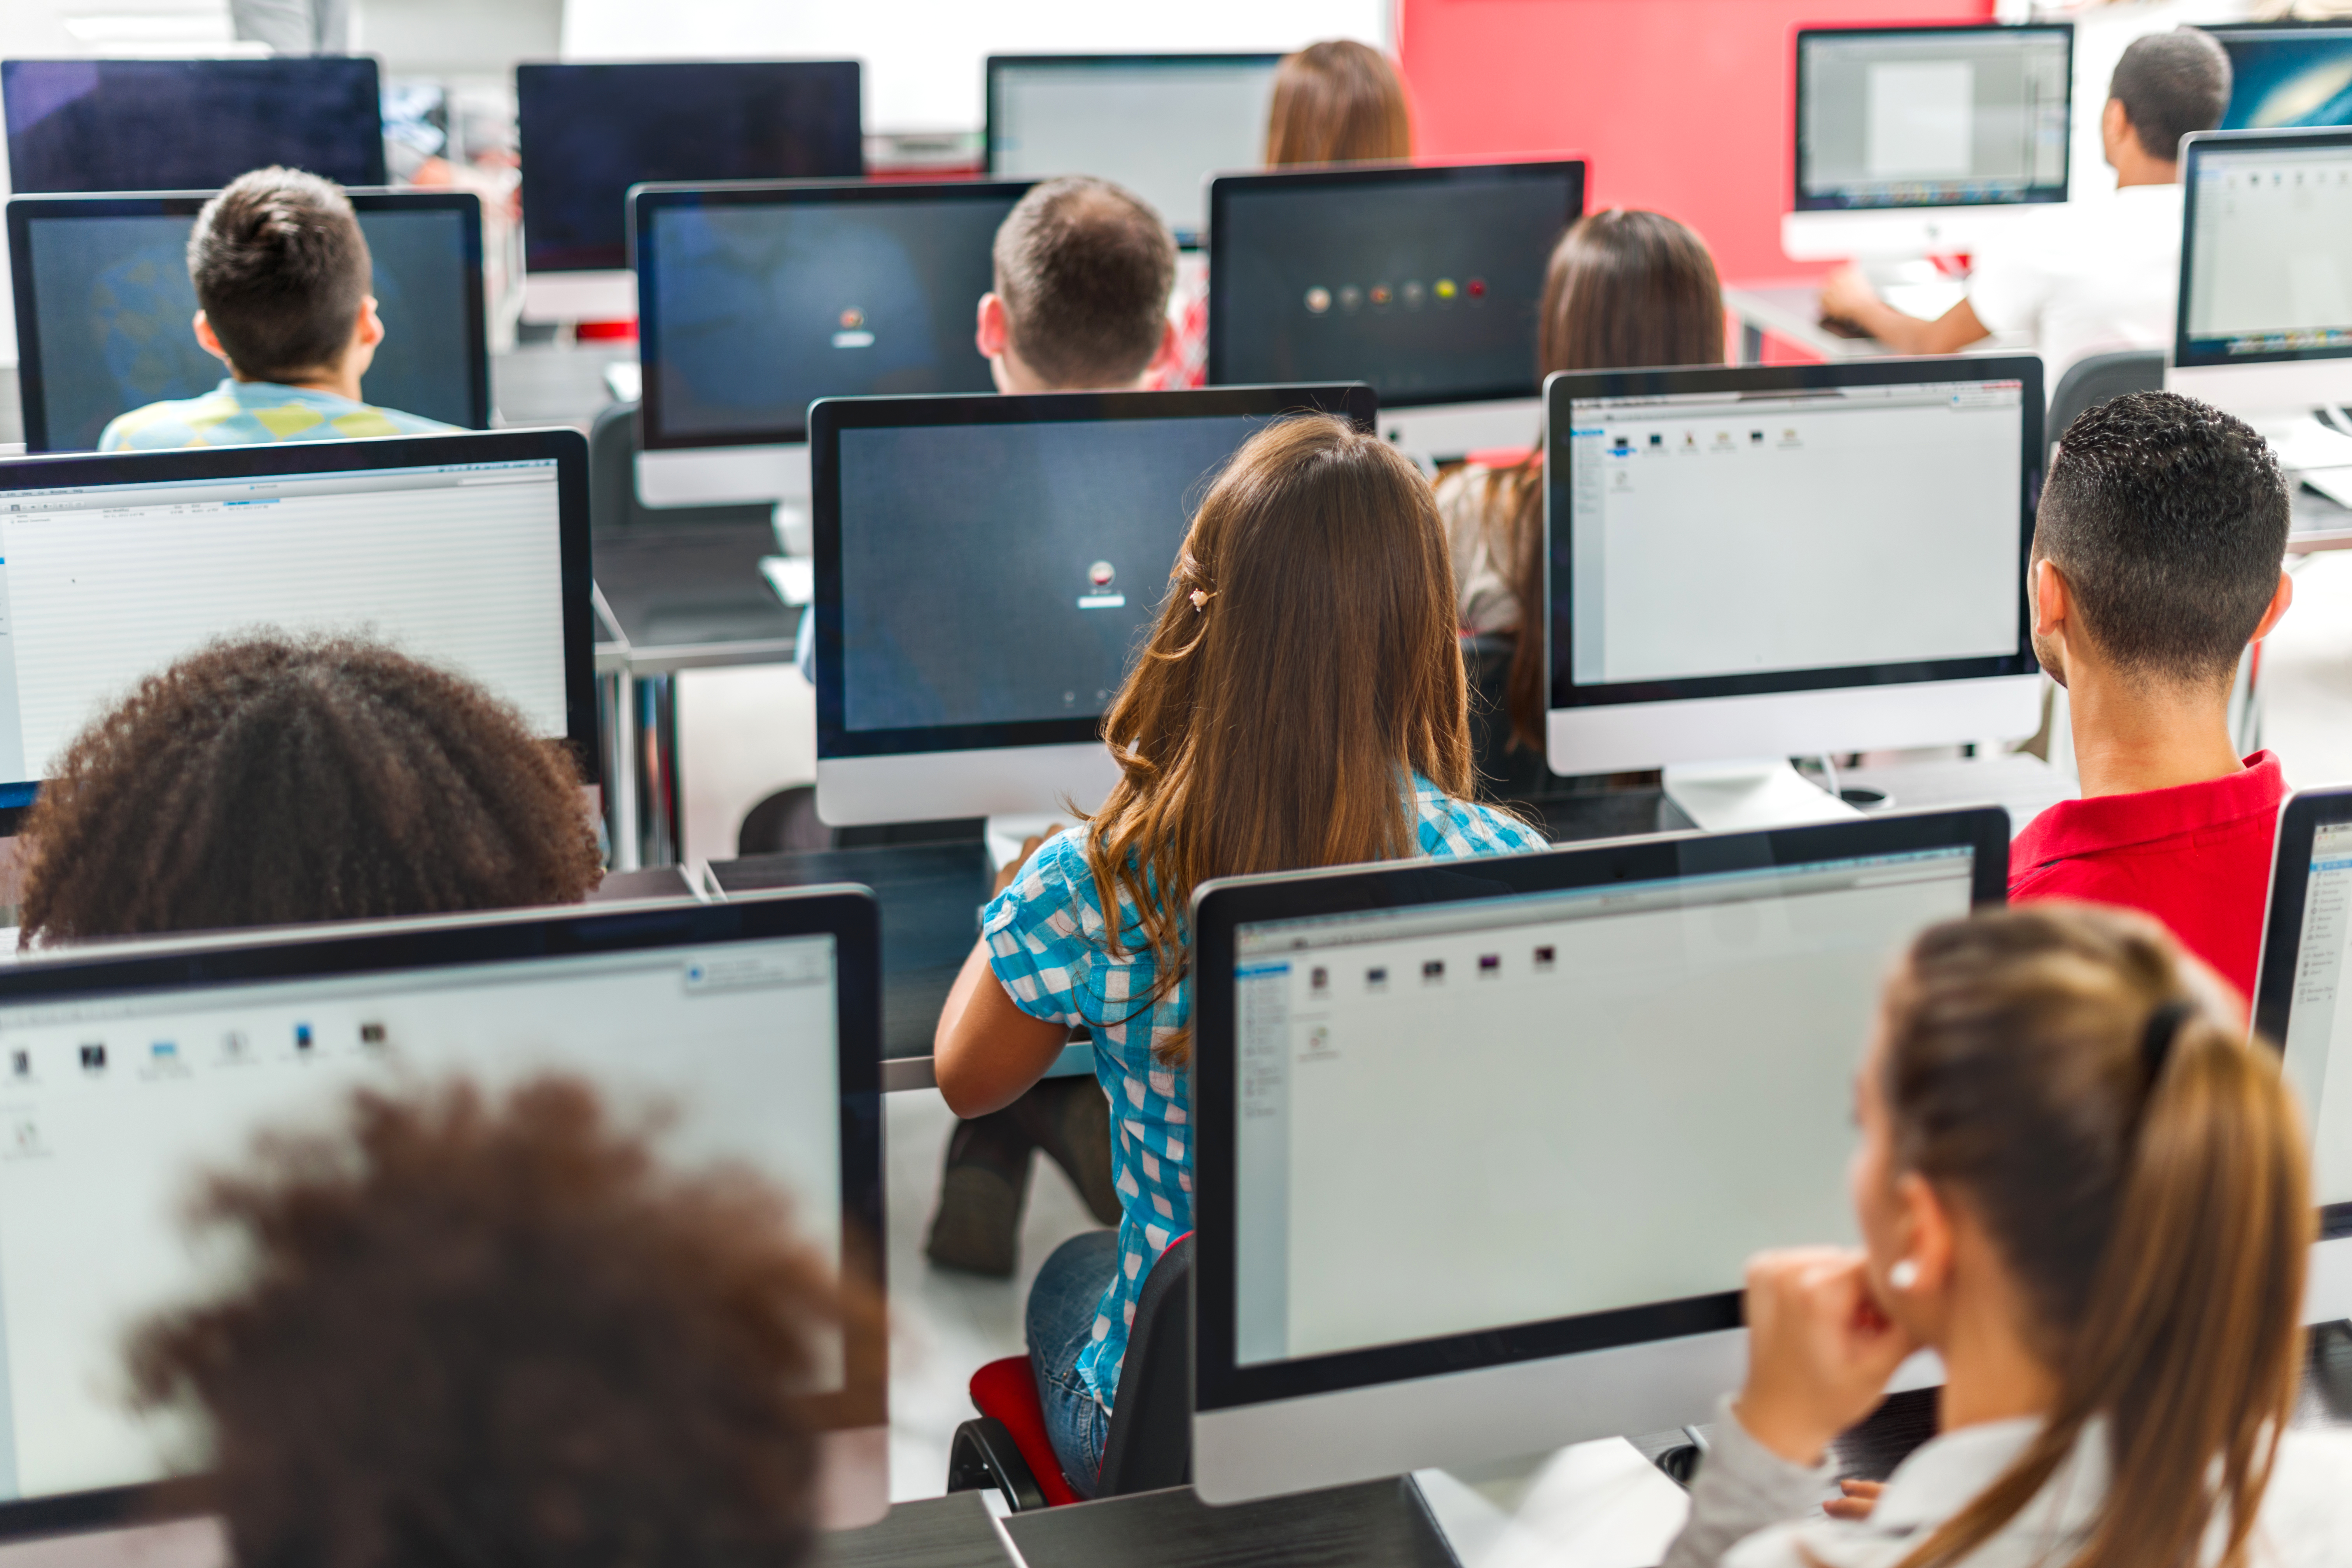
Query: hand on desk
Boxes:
[
  {"xmin": 1733, "ymin": 1246, "xmax": 1919, "ymax": 1468},
  {"xmin": 1818, "ymin": 266, "xmax": 1884, "ymax": 330}
]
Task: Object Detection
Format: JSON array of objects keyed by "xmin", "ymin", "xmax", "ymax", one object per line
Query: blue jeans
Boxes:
[{"xmin": 1027, "ymin": 1229, "xmax": 1116, "ymax": 1498}]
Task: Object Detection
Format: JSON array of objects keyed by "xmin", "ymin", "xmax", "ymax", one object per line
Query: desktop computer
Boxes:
[
  {"xmin": 2205, "ymin": 21, "xmax": 2352, "ymax": 131},
  {"xmin": 2170, "ymin": 128, "xmax": 2352, "ymax": 420},
  {"xmin": 1786, "ymin": 23, "xmax": 2073, "ymax": 261},
  {"xmin": 809, "ymin": 383, "xmax": 1375, "ymax": 826},
  {"xmin": 0, "ymin": 890, "xmax": 887, "ymax": 1542},
  {"xmin": 985, "ymin": 54, "xmax": 1283, "ymax": 248},
  {"xmin": 628, "ymin": 178, "xmax": 1036, "ymax": 509},
  {"xmin": 7, "ymin": 191, "xmax": 490, "ymax": 453},
  {"xmin": 0, "ymin": 58, "xmax": 386, "ymax": 194},
  {"xmin": 1545, "ymin": 357, "xmax": 2046, "ymax": 830},
  {"xmin": 0, "ymin": 431, "xmax": 596, "ymax": 811},
  {"xmin": 1189, "ymin": 807, "xmax": 2011, "ymax": 1501},
  {"xmin": 515, "ymin": 61, "xmax": 864, "ymax": 324},
  {"xmin": 1206, "ymin": 160, "xmax": 1584, "ymax": 461}
]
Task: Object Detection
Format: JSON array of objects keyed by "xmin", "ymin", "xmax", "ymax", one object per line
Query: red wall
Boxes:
[{"xmin": 1395, "ymin": 0, "xmax": 1996, "ymax": 284}]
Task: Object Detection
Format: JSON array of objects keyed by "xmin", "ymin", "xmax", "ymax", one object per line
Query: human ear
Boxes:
[
  {"xmin": 975, "ymin": 292, "xmax": 1008, "ymax": 360},
  {"xmin": 2030, "ymin": 558, "xmax": 2069, "ymax": 640},
  {"xmin": 355, "ymin": 296, "xmax": 385, "ymax": 350},
  {"xmin": 1893, "ymin": 1171, "xmax": 1957, "ymax": 1300},
  {"xmin": 193, "ymin": 311, "xmax": 231, "ymax": 365},
  {"xmin": 2250, "ymin": 569, "xmax": 2295, "ymax": 644}
]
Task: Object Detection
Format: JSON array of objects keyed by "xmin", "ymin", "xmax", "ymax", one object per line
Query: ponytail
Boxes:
[{"xmin": 1881, "ymin": 907, "xmax": 2312, "ymax": 1568}]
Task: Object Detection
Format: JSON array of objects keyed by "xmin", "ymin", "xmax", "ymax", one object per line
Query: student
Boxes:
[
  {"xmin": 974, "ymin": 175, "xmax": 1180, "ymax": 395},
  {"xmin": 1817, "ymin": 30, "xmax": 2229, "ymax": 386},
  {"xmin": 2008, "ymin": 392, "xmax": 2291, "ymax": 1003},
  {"xmin": 933, "ymin": 414, "xmax": 1546, "ymax": 1496},
  {"xmin": 130, "ymin": 1076, "xmax": 841, "ymax": 1568},
  {"xmin": 99, "ymin": 167, "xmax": 456, "ymax": 450},
  {"xmin": 17, "ymin": 634, "xmax": 602, "ymax": 943},
  {"xmin": 1433, "ymin": 210, "xmax": 1724, "ymax": 770},
  {"xmin": 1661, "ymin": 903, "xmax": 2352, "ymax": 1567},
  {"xmin": 1264, "ymin": 39, "xmax": 1413, "ymax": 165}
]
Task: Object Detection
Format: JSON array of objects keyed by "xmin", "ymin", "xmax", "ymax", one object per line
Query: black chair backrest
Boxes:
[
  {"xmin": 586, "ymin": 402, "xmax": 774, "ymax": 536},
  {"xmin": 2046, "ymin": 350, "xmax": 2165, "ymax": 460},
  {"xmin": 1095, "ymin": 1234, "xmax": 1193, "ymax": 1496}
]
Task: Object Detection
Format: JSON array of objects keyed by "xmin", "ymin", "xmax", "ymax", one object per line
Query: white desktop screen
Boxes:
[
  {"xmin": 0, "ymin": 457, "xmax": 568, "ymax": 784},
  {"xmin": 1229, "ymin": 845, "xmax": 1974, "ymax": 1364},
  {"xmin": 989, "ymin": 57, "xmax": 1279, "ymax": 245},
  {"xmin": 1563, "ymin": 379, "xmax": 2023, "ymax": 690},
  {"xmin": 1796, "ymin": 27, "xmax": 2070, "ymax": 210},
  {"xmin": 0, "ymin": 934, "xmax": 843, "ymax": 1502},
  {"xmin": 2277, "ymin": 819, "xmax": 2352, "ymax": 1209},
  {"xmin": 2181, "ymin": 139, "xmax": 2352, "ymax": 364}
]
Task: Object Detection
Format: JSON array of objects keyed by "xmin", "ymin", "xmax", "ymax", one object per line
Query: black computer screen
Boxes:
[
  {"xmin": 1, "ymin": 58, "xmax": 385, "ymax": 193},
  {"xmin": 2212, "ymin": 27, "xmax": 2352, "ymax": 129},
  {"xmin": 15, "ymin": 201, "xmax": 484, "ymax": 451},
  {"xmin": 836, "ymin": 415, "xmax": 1258, "ymax": 733},
  {"xmin": 516, "ymin": 62, "xmax": 862, "ymax": 274},
  {"xmin": 639, "ymin": 186, "xmax": 1024, "ymax": 448},
  {"xmin": 1208, "ymin": 163, "xmax": 1583, "ymax": 407}
]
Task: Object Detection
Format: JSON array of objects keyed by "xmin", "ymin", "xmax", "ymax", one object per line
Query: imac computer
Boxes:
[
  {"xmin": 7, "ymin": 191, "xmax": 489, "ymax": 453},
  {"xmin": 0, "ymin": 890, "xmax": 887, "ymax": 1547},
  {"xmin": 0, "ymin": 58, "xmax": 386, "ymax": 194},
  {"xmin": 1546, "ymin": 357, "xmax": 2045, "ymax": 831},
  {"xmin": 810, "ymin": 383, "xmax": 1375, "ymax": 826},
  {"xmin": 628, "ymin": 178, "xmax": 1035, "ymax": 509},
  {"xmin": 2250, "ymin": 784, "xmax": 2352, "ymax": 1325},
  {"xmin": 0, "ymin": 431, "xmax": 596, "ymax": 812},
  {"xmin": 1206, "ymin": 160, "xmax": 1585, "ymax": 461},
  {"xmin": 1190, "ymin": 808, "xmax": 2010, "ymax": 1501},
  {"xmin": 2170, "ymin": 128, "xmax": 2352, "ymax": 420},
  {"xmin": 515, "ymin": 62, "xmax": 862, "ymax": 325},
  {"xmin": 985, "ymin": 54, "xmax": 1282, "ymax": 248},
  {"xmin": 1787, "ymin": 24, "xmax": 2072, "ymax": 261},
  {"xmin": 2205, "ymin": 21, "xmax": 2352, "ymax": 131}
]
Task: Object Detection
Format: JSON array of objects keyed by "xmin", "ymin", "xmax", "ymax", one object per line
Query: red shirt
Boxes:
[{"xmin": 2009, "ymin": 751, "xmax": 2287, "ymax": 1003}]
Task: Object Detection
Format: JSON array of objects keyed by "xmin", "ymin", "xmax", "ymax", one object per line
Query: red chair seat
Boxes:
[{"xmin": 968, "ymin": 1355, "xmax": 1082, "ymax": 1507}]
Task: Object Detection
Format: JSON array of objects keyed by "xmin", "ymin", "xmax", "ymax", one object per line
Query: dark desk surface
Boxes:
[
  {"xmin": 593, "ymin": 521, "xmax": 798, "ymax": 662},
  {"xmin": 584, "ymin": 866, "xmax": 694, "ymax": 903},
  {"xmin": 819, "ymin": 1491, "xmax": 1013, "ymax": 1568},
  {"xmin": 1009, "ymin": 1478, "xmax": 1453, "ymax": 1568}
]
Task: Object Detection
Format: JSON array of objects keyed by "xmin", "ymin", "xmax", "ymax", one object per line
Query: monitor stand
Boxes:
[
  {"xmin": 1378, "ymin": 398, "xmax": 1542, "ymax": 467},
  {"xmin": 1660, "ymin": 758, "xmax": 1861, "ymax": 833},
  {"xmin": 521, "ymin": 269, "xmax": 637, "ymax": 324}
]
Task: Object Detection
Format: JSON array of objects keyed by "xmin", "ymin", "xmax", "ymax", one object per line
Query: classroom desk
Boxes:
[
  {"xmin": 818, "ymin": 1490, "xmax": 1015, "ymax": 1568},
  {"xmin": 1721, "ymin": 283, "xmax": 2030, "ymax": 366}
]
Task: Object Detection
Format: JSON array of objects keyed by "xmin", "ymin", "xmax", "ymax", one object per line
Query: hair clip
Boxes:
[{"xmin": 1190, "ymin": 589, "xmax": 1214, "ymax": 612}]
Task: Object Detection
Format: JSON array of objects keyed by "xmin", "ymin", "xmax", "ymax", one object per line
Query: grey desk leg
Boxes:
[
  {"xmin": 635, "ymin": 671, "xmax": 683, "ymax": 869},
  {"xmin": 1740, "ymin": 318, "xmax": 1766, "ymax": 365},
  {"xmin": 601, "ymin": 668, "xmax": 640, "ymax": 873}
]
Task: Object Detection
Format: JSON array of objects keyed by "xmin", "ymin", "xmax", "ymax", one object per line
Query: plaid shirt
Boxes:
[
  {"xmin": 982, "ymin": 774, "xmax": 1545, "ymax": 1408},
  {"xmin": 99, "ymin": 379, "xmax": 457, "ymax": 450}
]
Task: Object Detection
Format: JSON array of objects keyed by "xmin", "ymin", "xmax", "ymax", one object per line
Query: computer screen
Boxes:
[
  {"xmin": 1207, "ymin": 161, "xmax": 1584, "ymax": 408},
  {"xmin": 516, "ymin": 62, "xmax": 863, "ymax": 275},
  {"xmin": 0, "ymin": 58, "xmax": 385, "ymax": 194},
  {"xmin": 1794, "ymin": 25, "xmax": 2071, "ymax": 212},
  {"xmin": 2209, "ymin": 24, "xmax": 2352, "ymax": 131},
  {"xmin": 633, "ymin": 181, "xmax": 1030, "ymax": 450},
  {"xmin": 2273, "ymin": 817, "xmax": 2352, "ymax": 1214},
  {"xmin": 0, "ymin": 434, "xmax": 590, "ymax": 801},
  {"xmin": 9, "ymin": 193, "xmax": 487, "ymax": 453},
  {"xmin": 986, "ymin": 55, "xmax": 1281, "ymax": 246},
  {"xmin": 0, "ymin": 892, "xmax": 879, "ymax": 1518},
  {"xmin": 2177, "ymin": 130, "xmax": 2352, "ymax": 370}
]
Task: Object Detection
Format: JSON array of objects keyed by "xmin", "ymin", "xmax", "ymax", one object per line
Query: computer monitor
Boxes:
[
  {"xmin": 628, "ymin": 178, "xmax": 1035, "ymax": 509},
  {"xmin": 2249, "ymin": 784, "xmax": 2352, "ymax": 1325},
  {"xmin": 514, "ymin": 61, "xmax": 863, "ymax": 324},
  {"xmin": 985, "ymin": 54, "xmax": 1282, "ymax": 248},
  {"xmin": 1546, "ymin": 358, "xmax": 2044, "ymax": 831},
  {"xmin": 0, "ymin": 890, "xmax": 886, "ymax": 1543},
  {"xmin": 1207, "ymin": 161, "xmax": 1584, "ymax": 460},
  {"xmin": 0, "ymin": 431, "xmax": 597, "ymax": 813},
  {"xmin": 810, "ymin": 383, "xmax": 1376, "ymax": 826},
  {"xmin": 7, "ymin": 190, "xmax": 490, "ymax": 453},
  {"xmin": 1190, "ymin": 807, "xmax": 2009, "ymax": 1501},
  {"xmin": 1786, "ymin": 24, "xmax": 2073, "ymax": 261},
  {"xmin": 2206, "ymin": 21, "xmax": 2352, "ymax": 131},
  {"xmin": 0, "ymin": 58, "xmax": 386, "ymax": 194},
  {"xmin": 2170, "ymin": 128, "xmax": 2352, "ymax": 419}
]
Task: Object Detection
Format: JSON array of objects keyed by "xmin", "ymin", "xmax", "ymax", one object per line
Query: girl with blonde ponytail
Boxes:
[{"xmin": 1663, "ymin": 903, "xmax": 2352, "ymax": 1568}]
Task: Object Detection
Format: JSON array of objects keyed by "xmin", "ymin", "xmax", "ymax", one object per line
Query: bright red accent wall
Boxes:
[{"xmin": 1395, "ymin": 0, "xmax": 1996, "ymax": 284}]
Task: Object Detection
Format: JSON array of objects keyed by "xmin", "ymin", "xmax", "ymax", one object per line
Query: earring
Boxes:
[{"xmin": 1888, "ymin": 1259, "xmax": 1920, "ymax": 1291}]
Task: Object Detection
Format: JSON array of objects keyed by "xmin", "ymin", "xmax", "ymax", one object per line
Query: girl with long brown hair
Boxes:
[
  {"xmin": 1435, "ymin": 209, "xmax": 1724, "ymax": 769},
  {"xmin": 1662, "ymin": 903, "xmax": 2352, "ymax": 1568},
  {"xmin": 932, "ymin": 414, "xmax": 1544, "ymax": 1497},
  {"xmin": 1263, "ymin": 39, "xmax": 1413, "ymax": 166}
]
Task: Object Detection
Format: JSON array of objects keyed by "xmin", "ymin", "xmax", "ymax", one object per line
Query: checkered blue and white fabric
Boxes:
[{"xmin": 982, "ymin": 774, "xmax": 1547, "ymax": 1410}]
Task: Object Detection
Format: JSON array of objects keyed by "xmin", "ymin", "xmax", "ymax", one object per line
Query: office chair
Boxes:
[
  {"xmin": 2046, "ymin": 350, "xmax": 2165, "ymax": 456},
  {"xmin": 947, "ymin": 1234, "xmax": 1194, "ymax": 1509},
  {"xmin": 585, "ymin": 402, "xmax": 774, "ymax": 536}
]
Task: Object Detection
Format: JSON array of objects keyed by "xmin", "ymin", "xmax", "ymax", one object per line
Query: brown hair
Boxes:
[
  {"xmin": 994, "ymin": 175, "xmax": 1177, "ymax": 388},
  {"xmin": 1084, "ymin": 415, "xmax": 1481, "ymax": 1064},
  {"xmin": 129, "ymin": 1076, "xmax": 839, "ymax": 1568},
  {"xmin": 19, "ymin": 635, "xmax": 602, "ymax": 944},
  {"xmin": 189, "ymin": 166, "xmax": 372, "ymax": 382},
  {"xmin": 1486, "ymin": 210, "xmax": 1724, "ymax": 749},
  {"xmin": 1879, "ymin": 905, "xmax": 2310, "ymax": 1568},
  {"xmin": 1264, "ymin": 40, "xmax": 1412, "ymax": 165}
]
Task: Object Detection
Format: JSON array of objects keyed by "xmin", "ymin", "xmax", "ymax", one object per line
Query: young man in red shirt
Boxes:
[{"xmin": 2011, "ymin": 391, "xmax": 2293, "ymax": 1002}]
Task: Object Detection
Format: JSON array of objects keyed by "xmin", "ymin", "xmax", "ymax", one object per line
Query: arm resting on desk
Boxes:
[
  {"xmin": 1658, "ymin": 1397, "xmax": 1840, "ymax": 1568},
  {"xmin": 935, "ymin": 939, "xmax": 1071, "ymax": 1117},
  {"xmin": 1819, "ymin": 267, "xmax": 1989, "ymax": 356}
]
